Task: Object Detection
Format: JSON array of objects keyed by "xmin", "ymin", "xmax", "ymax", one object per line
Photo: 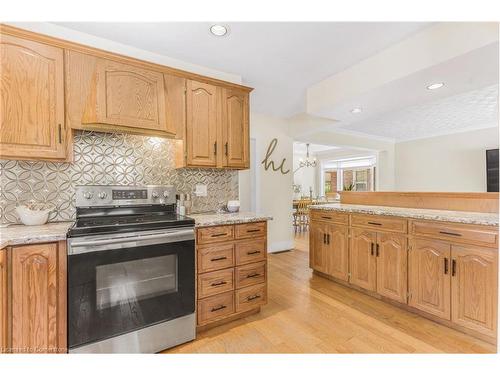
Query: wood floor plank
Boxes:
[{"xmin": 165, "ymin": 232, "xmax": 496, "ymax": 354}]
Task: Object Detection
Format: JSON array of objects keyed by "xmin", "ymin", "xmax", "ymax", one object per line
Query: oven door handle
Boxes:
[{"xmin": 69, "ymin": 228, "xmax": 195, "ymax": 254}]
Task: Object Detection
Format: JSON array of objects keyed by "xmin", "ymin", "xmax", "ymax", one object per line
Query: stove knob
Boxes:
[
  {"xmin": 151, "ymin": 192, "xmax": 159, "ymax": 199},
  {"xmin": 98, "ymin": 192, "xmax": 108, "ymax": 200},
  {"xmin": 83, "ymin": 191, "xmax": 93, "ymax": 200},
  {"xmin": 163, "ymin": 191, "xmax": 169, "ymax": 198}
]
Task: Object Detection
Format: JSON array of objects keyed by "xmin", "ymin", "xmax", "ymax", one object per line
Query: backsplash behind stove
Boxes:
[{"xmin": 0, "ymin": 131, "xmax": 238, "ymax": 224}]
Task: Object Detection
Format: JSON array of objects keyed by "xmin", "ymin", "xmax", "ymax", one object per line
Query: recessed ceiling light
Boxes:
[
  {"xmin": 210, "ymin": 24, "xmax": 229, "ymax": 37},
  {"xmin": 350, "ymin": 108, "xmax": 362, "ymax": 114},
  {"xmin": 427, "ymin": 82, "xmax": 444, "ymax": 90}
]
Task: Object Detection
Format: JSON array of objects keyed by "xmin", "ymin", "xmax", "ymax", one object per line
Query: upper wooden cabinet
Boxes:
[
  {"xmin": 451, "ymin": 244, "xmax": 498, "ymax": 338},
  {"xmin": 185, "ymin": 80, "xmax": 218, "ymax": 167},
  {"xmin": 222, "ymin": 88, "xmax": 249, "ymax": 169},
  {"xmin": 0, "ymin": 34, "xmax": 67, "ymax": 160},
  {"xmin": 178, "ymin": 81, "xmax": 250, "ymax": 169},
  {"xmin": 81, "ymin": 57, "xmax": 168, "ymax": 133},
  {"xmin": 164, "ymin": 73, "xmax": 186, "ymax": 139}
]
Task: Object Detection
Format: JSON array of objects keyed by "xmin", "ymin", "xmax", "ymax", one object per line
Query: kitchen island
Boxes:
[{"xmin": 308, "ymin": 201, "xmax": 498, "ymax": 344}]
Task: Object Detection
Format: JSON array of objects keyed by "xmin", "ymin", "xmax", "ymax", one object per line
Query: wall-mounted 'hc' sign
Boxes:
[{"xmin": 261, "ymin": 138, "xmax": 290, "ymax": 175}]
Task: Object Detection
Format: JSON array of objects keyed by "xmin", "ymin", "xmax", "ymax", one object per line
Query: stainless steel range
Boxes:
[{"xmin": 67, "ymin": 185, "xmax": 196, "ymax": 353}]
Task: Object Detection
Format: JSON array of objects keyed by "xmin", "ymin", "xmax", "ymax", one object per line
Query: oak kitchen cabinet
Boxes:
[
  {"xmin": 0, "ymin": 34, "xmax": 68, "ymax": 161},
  {"xmin": 0, "ymin": 241, "xmax": 67, "ymax": 353},
  {"xmin": 310, "ymin": 210, "xmax": 499, "ymax": 343},
  {"xmin": 196, "ymin": 222, "xmax": 268, "ymax": 328},
  {"xmin": 176, "ymin": 81, "xmax": 250, "ymax": 169},
  {"xmin": 0, "ymin": 249, "xmax": 7, "ymax": 352},
  {"xmin": 1, "ymin": 24, "xmax": 252, "ymax": 165}
]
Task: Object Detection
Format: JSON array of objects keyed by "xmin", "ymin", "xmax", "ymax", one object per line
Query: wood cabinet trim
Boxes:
[{"xmin": 0, "ymin": 24, "xmax": 253, "ymax": 93}]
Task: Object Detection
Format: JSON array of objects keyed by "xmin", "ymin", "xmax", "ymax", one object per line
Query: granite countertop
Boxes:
[
  {"xmin": 0, "ymin": 222, "xmax": 73, "ymax": 249},
  {"xmin": 310, "ymin": 203, "xmax": 499, "ymax": 227},
  {"xmin": 189, "ymin": 211, "xmax": 273, "ymax": 227}
]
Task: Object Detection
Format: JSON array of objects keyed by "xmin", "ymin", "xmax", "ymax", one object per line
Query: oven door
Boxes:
[{"xmin": 67, "ymin": 228, "xmax": 195, "ymax": 350}]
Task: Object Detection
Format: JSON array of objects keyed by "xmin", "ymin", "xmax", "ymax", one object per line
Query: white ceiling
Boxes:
[
  {"xmin": 54, "ymin": 22, "xmax": 431, "ymax": 117},
  {"xmin": 344, "ymin": 84, "xmax": 499, "ymax": 141}
]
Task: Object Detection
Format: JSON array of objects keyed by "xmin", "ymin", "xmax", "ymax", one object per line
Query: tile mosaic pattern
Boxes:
[{"xmin": 0, "ymin": 131, "xmax": 238, "ymax": 224}]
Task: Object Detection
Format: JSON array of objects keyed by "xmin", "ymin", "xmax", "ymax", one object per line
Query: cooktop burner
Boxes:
[{"xmin": 69, "ymin": 185, "xmax": 195, "ymax": 237}]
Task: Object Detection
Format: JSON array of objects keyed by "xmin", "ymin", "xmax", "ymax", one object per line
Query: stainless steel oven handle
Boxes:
[{"xmin": 71, "ymin": 229, "xmax": 194, "ymax": 247}]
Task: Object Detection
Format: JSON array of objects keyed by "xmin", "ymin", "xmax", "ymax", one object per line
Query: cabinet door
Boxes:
[
  {"xmin": 0, "ymin": 249, "xmax": 7, "ymax": 352},
  {"xmin": 186, "ymin": 80, "xmax": 218, "ymax": 167},
  {"xmin": 164, "ymin": 73, "xmax": 186, "ymax": 138},
  {"xmin": 222, "ymin": 88, "xmax": 249, "ymax": 169},
  {"xmin": 408, "ymin": 239, "xmax": 451, "ymax": 320},
  {"xmin": 11, "ymin": 242, "xmax": 66, "ymax": 353},
  {"xmin": 0, "ymin": 34, "xmax": 66, "ymax": 160},
  {"xmin": 324, "ymin": 224, "xmax": 349, "ymax": 281},
  {"xmin": 85, "ymin": 58, "xmax": 168, "ymax": 132},
  {"xmin": 451, "ymin": 245, "xmax": 498, "ymax": 338},
  {"xmin": 349, "ymin": 228, "xmax": 377, "ymax": 291},
  {"xmin": 376, "ymin": 233, "xmax": 407, "ymax": 303},
  {"xmin": 309, "ymin": 221, "xmax": 327, "ymax": 273}
]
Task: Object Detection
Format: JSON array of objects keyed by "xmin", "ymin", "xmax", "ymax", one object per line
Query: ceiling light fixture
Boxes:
[
  {"xmin": 426, "ymin": 82, "xmax": 444, "ymax": 90},
  {"xmin": 350, "ymin": 108, "xmax": 362, "ymax": 114},
  {"xmin": 210, "ymin": 24, "xmax": 229, "ymax": 37}
]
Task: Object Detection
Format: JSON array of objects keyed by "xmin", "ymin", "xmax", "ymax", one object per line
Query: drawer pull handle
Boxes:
[
  {"xmin": 211, "ymin": 233, "xmax": 227, "ymax": 238},
  {"xmin": 211, "ymin": 256, "xmax": 228, "ymax": 262},
  {"xmin": 439, "ymin": 231, "xmax": 462, "ymax": 237},
  {"xmin": 247, "ymin": 229, "xmax": 261, "ymax": 233},
  {"xmin": 247, "ymin": 250, "xmax": 261, "ymax": 255},
  {"xmin": 367, "ymin": 222, "xmax": 382, "ymax": 226},
  {"xmin": 246, "ymin": 273, "xmax": 261, "ymax": 278},
  {"xmin": 211, "ymin": 281, "xmax": 228, "ymax": 286},
  {"xmin": 247, "ymin": 294, "xmax": 261, "ymax": 301},
  {"xmin": 211, "ymin": 305, "xmax": 227, "ymax": 312},
  {"xmin": 321, "ymin": 216, "xmax": 332, "ymax": 220}
]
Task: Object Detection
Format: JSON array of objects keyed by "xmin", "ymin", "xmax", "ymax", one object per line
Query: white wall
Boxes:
[
  {"xmin": 240, "ymin": 113, "xmax": 294, "ymax": 253},
  {"xmin": 394, "ymin": 127, "xmax": 499, "ymax": 192},
  {"xmin": 293, "ymin": 151, "xmax": 317, "ymax": 198}
]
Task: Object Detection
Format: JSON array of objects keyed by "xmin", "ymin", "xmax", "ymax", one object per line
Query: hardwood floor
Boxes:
[{"xmin": 166, "ymin": 231, "xmax": 496, "ymax": 353}]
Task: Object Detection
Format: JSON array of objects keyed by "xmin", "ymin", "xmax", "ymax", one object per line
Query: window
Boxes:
[{"xmin": 321, "ymin": 157, "xmax": 376, "ymax": 195}]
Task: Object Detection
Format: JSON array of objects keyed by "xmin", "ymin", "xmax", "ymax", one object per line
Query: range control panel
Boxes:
[
  {"xmin": 112, "ymin": 189, "xmax": 148, "ymax": 200},
  {"xmin": 75, "ymin": 185, "xmax": 176, "ymax": 207}
]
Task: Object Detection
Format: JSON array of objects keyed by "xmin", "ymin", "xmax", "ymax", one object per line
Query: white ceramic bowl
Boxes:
[
  {"xmin": 227, "ymin": 200, "xmax": 240, "ymax": 213},
  {"xmin": 15, "ymin": 204, "xmax": 54, "ymax": 226}
]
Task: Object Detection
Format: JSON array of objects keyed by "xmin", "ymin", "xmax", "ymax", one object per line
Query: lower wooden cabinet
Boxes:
[
  {"xmin": 349, "ymin": 228, "xmax": 377, "ymax": 291},
  {"xmin": 451, "ymin": 244, "xmax": 498, "ymax": 338},
  {"xmin": 309, "ymin": 221, "xmax": 349, "ymax": 281},
  {"xmin": 0, "ymin": 249, "xmax": 7, "ymax": 352},
  {"xmin": 310, "ymin": 212, "xmax": 498, "ymax": 342},
  {"xmin": 1, "ymin": 241, "xmax": 67, "ymax": 353},
  {"xmin": 408, "ymin": 239, "xmax": 451, "ymax": 320},
  {"xmin": 376, "ymin": 232, "xmax": 407, "ymax": 303},
  {"xmin": 196, "ymin": 222, "xmax": 268, "ymax": 328}
]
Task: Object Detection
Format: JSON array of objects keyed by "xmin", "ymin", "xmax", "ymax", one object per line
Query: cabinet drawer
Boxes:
[
  {"xmin": 197, "ymin": 225, "xmax": 234, "ymax": 244},
  {"xmin": 235, "ymin": 284, "xmax": 267, "ymax": 312},
  {"xmin": 310, "ymin": 210, "xmax": 349, "ymax": 225},
  {"xmin": 198, "ymin": 268, "xmax": 234, "ymax": 299},
  {"xmin": 197, "ymin": 291, "xmax": 235, "ymax": 325},
  {"xmin": 411, "ymin": 220, "xmax": 498, "ymax": 248},
  {"xmin": 235, "ymin": 261, "xmax": 267, "ymax": 289},
  {"xmin": 198, "ymin": 243, "xmax": 234, "ymax": 273},
  {"xmin": 235, "ymin": 239, "xmax": 267, "ymax": 265},
  {"xmin": 235, "ymin": 222, "xmax": 266, "ymax": 239},
  {"xmin": 351, "ymin": 214, "xmax": 407, "ymax": 233}
]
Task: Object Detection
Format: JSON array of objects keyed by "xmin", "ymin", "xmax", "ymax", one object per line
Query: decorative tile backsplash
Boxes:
[{"xmin": 0, "ymin": 131, "xmax": 238, "ymax": 224}]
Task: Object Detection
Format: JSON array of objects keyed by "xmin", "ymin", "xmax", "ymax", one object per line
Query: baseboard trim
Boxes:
[{"xmin": 268, "ymin": 240, "xmax": 294, "ymax": 253}]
